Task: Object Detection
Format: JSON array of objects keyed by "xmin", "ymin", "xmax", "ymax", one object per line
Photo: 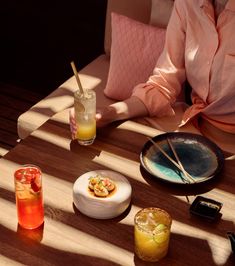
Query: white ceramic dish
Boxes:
[{"xmin": 73, "ymin": 170, "xmax": 132, "ymax": 219}]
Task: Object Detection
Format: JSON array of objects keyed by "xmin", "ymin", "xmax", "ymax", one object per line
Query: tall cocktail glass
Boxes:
[
  {"xmin": 14, "ymin": 164, "xmax": 44, "ymax": 229},
  {"xmin": 134, "ymin": 207, "xmax": 172, "ymax": 262},
  {"xmin": 74, "ymin": 89, "xmax": 96, "ymax": 145}
]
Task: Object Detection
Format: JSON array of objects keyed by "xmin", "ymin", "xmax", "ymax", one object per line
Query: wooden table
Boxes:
[{"xmin": 0, "ymin": 110, "xmax": 235, "ymax": 266}]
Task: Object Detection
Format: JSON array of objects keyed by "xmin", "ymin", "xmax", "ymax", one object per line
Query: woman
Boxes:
[{"xmin": 71, "ymin": 0, "xmax": 235, "ymax": 153}]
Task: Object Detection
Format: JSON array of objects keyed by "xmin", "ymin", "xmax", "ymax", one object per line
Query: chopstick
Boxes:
[
  {"xmin": 225, "ymin": 155, "xmax": 235, "ymax": 161},
  {"xmin": 147, "ymin": 137, "xmax": 196, "ymax": 184},
  {"xmin": 167, "ymin": 138, "xmax": 196, "ymax": 184}
]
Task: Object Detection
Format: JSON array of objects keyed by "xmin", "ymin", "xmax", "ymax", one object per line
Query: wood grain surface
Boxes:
[
  {"xmin": 0, "ymin": 82, "xmax": 45, "ymax": 154},
  {"xmin": 0, "ymin": 111, "xmax": 235, "ymax": 266}
]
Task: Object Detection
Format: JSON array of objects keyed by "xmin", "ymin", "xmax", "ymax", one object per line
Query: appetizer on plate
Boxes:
[{"xmin": 88, "ymin": 174, "xmax": 116, "ymax": 197}]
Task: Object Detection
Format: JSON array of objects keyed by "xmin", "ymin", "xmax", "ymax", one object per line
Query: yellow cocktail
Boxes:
[
  {"xmin": 76, "ymin": 119, "xmax": 96, "ymax": 140},
  {"xmin": 134, "ymin": 207, "xmax": 172, "ymax": 262},
  {"xmin": 74, "ymin": 90, "xmax": 96, "ymax": 145}
]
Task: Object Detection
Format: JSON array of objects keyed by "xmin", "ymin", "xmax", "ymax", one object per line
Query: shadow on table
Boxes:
[{"xmin": 0, "ymin": 224, "xmax": 121, "ymax": 266}]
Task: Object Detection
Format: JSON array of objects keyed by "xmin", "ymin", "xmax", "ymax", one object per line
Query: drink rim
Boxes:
[{"xmin": 134, "ymin": 207, "xmax": 172, "ymax": 231}]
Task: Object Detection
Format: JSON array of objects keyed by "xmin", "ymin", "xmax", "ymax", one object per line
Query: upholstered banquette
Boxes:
[{"xmin": 17, "ymin": 0, "xmax": 174, "ymax": 139}]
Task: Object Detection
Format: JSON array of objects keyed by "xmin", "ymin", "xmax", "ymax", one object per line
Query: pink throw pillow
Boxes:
[{"xmin": 104, "ymin": 12, "xmax": 166, "ymax": 101}]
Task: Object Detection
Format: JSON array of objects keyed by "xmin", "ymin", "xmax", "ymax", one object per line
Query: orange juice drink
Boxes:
[
  {"xmin": 74, "ymin": 90, "xmax": 96, "ymax": 145},
  {"xmin": 134, "ymin": 207, "xmax": 172, "ymax": 262},
  {"xmin": 76, "ymin": 118, "xmax": 96, "ymax": 141},
  {"xmin": 14, "ymin": 165, "xmax": 44, "ymax": 229}
]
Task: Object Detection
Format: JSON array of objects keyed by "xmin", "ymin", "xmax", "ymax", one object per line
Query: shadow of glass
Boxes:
[{"xmin": 17, "ymin": 222, "xmax": 44, "ymax": 243}]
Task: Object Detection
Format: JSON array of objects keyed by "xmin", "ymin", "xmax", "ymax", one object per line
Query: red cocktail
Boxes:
[{"xmin": 14, "ymin": 165, "xmax": 44, "ymax": 229}]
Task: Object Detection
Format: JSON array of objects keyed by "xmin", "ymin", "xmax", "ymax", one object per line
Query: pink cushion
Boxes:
[{"xmin": 104, "ymin": 12, "xmax": 166, "ymax": 101}]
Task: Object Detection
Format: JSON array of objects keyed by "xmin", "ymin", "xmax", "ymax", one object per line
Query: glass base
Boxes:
[
  {"xmin": 135, "ymin": 248, "xmax": 168, "ymax": 262},
  {"xmin": 18, "ymin": 219, "xmax": 44, "ymax": 230},
  {"xmin": 77, "ymin": 138, "xmax": 95, "ymax": 146}
]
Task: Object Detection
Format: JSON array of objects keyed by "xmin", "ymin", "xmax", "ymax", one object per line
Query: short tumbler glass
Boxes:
[
  {"xmin": 14, "ymin": 164, "xmax": 44, "ymax": 229},
  {"xmin": 74, "ymin": 89, "xmax": 96, "ymax": 145},
  {"xmin": 134, "ymin": 207, "xmax": 172, "ymax": 262}
]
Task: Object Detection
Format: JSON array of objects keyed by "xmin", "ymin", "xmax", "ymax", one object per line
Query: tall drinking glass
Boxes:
[
  {"xmin": 14, "ymin": 164, "xmax": 44, "ymax": 229},
  {"xmin": 74, "ymin": 89, "xmax": 96, "ymax": 145},
  {"xmin": 134, "ymin": 207, "xmax": 172, "ymax": 262}
]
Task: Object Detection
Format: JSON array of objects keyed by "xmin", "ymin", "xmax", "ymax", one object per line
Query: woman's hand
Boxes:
[
  {"xmin": 69, "ymin": 96, "xmax": 148, "ymax": 140},
  {"xmin": 96, "ymin": 106, "xmax": 119, "ymax": 127},
  {"xmin": 69, "ymin": 108, "xmax": 77, "ymax": 140},
  {"xmin": 69, "ymin": 106, "xmax": 117, "ymax": 140}
]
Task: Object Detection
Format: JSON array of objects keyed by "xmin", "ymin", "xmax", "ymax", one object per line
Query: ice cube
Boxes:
[{"xmin": 136, "ymin": 213, "xmax": 149, "ymax": 226}]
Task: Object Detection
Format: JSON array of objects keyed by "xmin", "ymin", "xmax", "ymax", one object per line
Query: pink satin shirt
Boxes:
[{"xmin": 132, "ymin": 0, "xmax": 235, "ymax": 133}]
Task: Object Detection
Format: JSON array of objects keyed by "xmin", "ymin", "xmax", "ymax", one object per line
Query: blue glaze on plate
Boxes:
[{"xmin": 140, "ymin": 132, "xmax": 224, "ymax": 185}]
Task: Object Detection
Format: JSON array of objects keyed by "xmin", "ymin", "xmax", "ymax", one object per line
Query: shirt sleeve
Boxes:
[{"xmin": 132, "ymin": 0, "xmax": 187, "ymax": 117}]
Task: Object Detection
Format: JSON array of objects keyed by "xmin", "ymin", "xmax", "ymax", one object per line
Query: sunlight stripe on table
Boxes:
[
  {"xmin": 31, "ymin": 124, "xmax": 71, "ymax": 151},
  {"xmin": 93, "ymin": 150, "xmax": 145, "ymax": 183},
  {"xmin": 117, "ymin": 120, "xmax": 164, "ymax": 138},
  {"xmin": 0, "ymin": 254, "xmax": 24, "ymax": 266}
]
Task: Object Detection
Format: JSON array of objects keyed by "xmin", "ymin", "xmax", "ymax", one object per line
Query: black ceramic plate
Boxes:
[{"xmin": 140, "ymin": 132, "xmax": 224, "ymax": 185}]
